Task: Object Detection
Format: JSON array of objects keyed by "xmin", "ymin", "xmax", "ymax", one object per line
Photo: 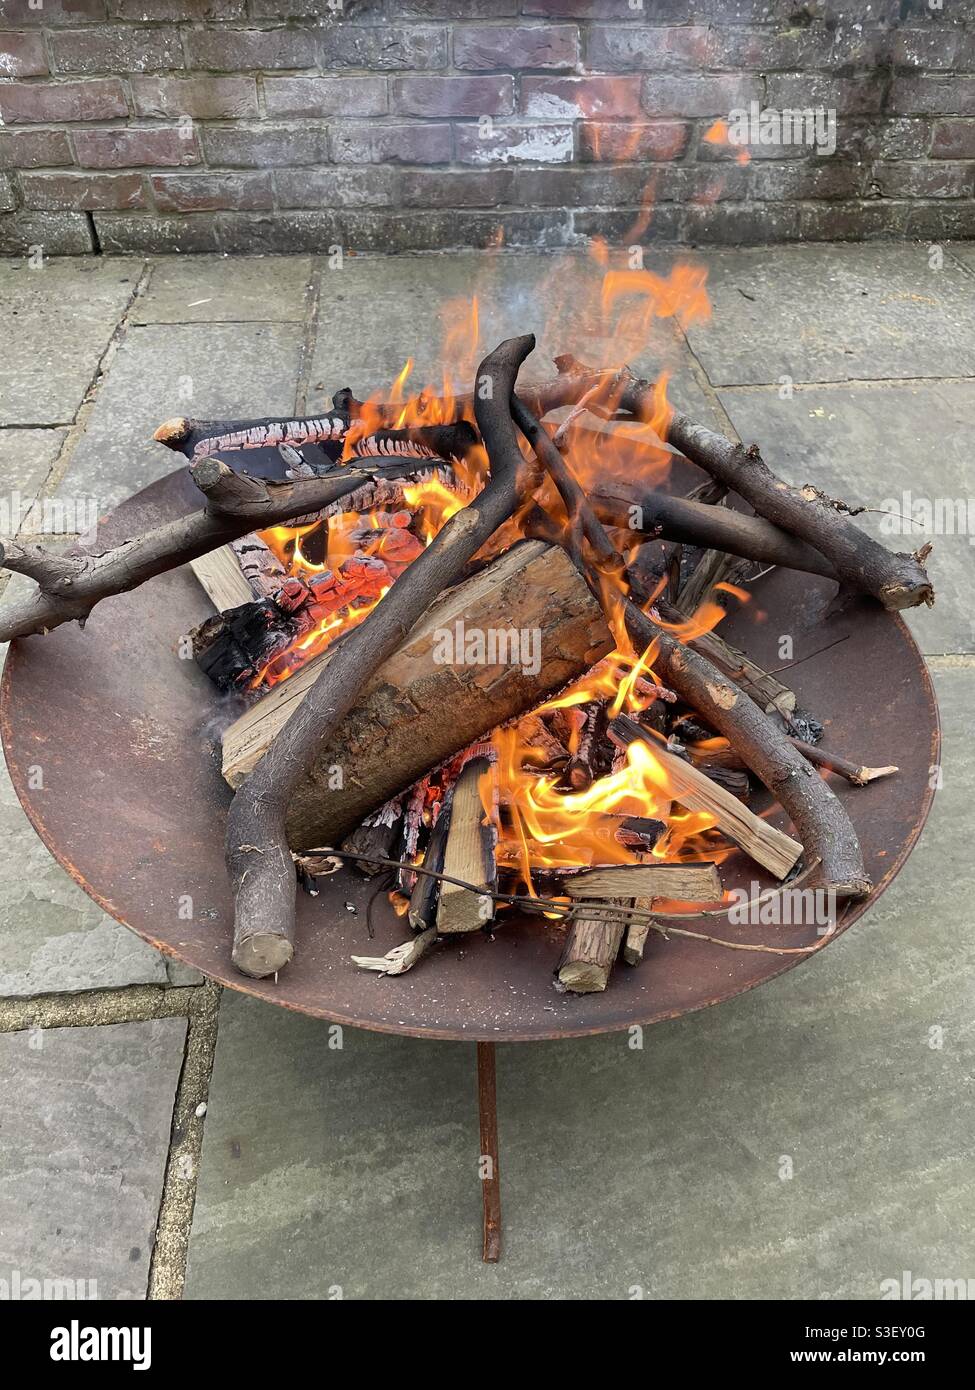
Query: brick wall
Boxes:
[{"xmin": 1, "ymin": 1, "xmax": 973, "ymax": 257}]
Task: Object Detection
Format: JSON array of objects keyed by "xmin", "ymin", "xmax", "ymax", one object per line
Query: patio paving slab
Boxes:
[
  {"xmin": 59, "ymin": 322, "xmax": 303, "ymax": 509},
  {"xmin": 0, "ymin": 735, "xmax": 173, "ymax": 996},
  {"xmin": 185, "ymin": 667, "xmax": 968, "ymax": 1300},
  {"xmin": 716, "ymin": 380, "xmax": 975, "ymax": 655},
  {"xmin": 0, "ymin": 1017, "xmax": 186, "ymax": 1300},
  {"xmin": 681, "ymin": 244, "xmax": 975, "ymax": 386},
  {"xmin": 0, "ymin": 428, "xmax": 65, "ymax": 527},
  {"xmin": 133, "ymin": 256, "xmax": 313, "ymax": 325},
  {"xmin": 0, "ymin": 260, "xmax": 140, "ymax": 427}
]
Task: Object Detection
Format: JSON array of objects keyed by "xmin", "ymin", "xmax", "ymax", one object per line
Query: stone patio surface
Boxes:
[{"xmin": 0, "ymin": 244, "xmax": 972, "ymax": 1301}]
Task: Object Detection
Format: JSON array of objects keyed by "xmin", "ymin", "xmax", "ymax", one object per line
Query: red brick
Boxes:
[
  {"xmin": 579, "ymin": 120, "xmax": 688, "ymax": 162},
  {"xmin": 131, "ymin": 76, "xmax": 258, "ymax": 119},
  {"xmin": 20, "ymin": 172, "xmax": 147, "ymax": 210},
  {"xmin": 202, "ymin": 124, "xmax": 330, "ymax": 167},
  {"xmin": 183, "ymin": 25, "xmax": 318, "ymax": 70},
  {"xmin": 454, "ymin": 24, "xmax": 578, "ymax": 71},
  {"xmin": 892, "ymin": 28, "xmax": 975, "ymax": 71},
  {"xmin": 587, "ymin": 25, "xmax": 709, "ymax": 71},
  {"xmin": 263, "ymin": 77, "xmax": 388, "ymax": 118},
  {"xmin": 0, "ymin": 32, "xmax": 48, "ymax": 76},
  {"xmin": 932, "ymin": 120, "xmax": 975, "ymax": 159},
  {"xmin": 391, "ymin": 76, "xmax": 513, "ymax": 117},
  {"xmin": 0, "ymin": 79, "xmax": 127, "ymax": 124},
  {"xmin": 73, "ymin": 126, "xmax": 201, "ymax": 168},
  {"xmin": 521, "ymin": 76, "xmax": 641, "ymax": 120},
  {"xmin": 329, "ymin": 122, "xmax": 451, "ymax": 165},
  {"xmin": 49, "ymin": 24, "xmax": 182, "ymax": 73},
  {"xmin": 455, "ymin": 121, "xmax": 574, "ymax": 165},
  {"xmin": 151, "ymin": 172, "xmax": 274, "ymax": 212},
  {"xmin": 0, "ymin": 129, "xmax": 73, "ymax": 169}
]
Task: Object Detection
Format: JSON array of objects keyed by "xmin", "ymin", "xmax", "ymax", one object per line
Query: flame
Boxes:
[{"xmin": 242, "ymin": 223, "xmax": 740, "ymax": 888}]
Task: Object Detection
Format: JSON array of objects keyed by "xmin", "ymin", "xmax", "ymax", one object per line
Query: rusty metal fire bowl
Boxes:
[{"xmin": 1, "ymin": 467, "xmax": 939, "ymax": 1043}]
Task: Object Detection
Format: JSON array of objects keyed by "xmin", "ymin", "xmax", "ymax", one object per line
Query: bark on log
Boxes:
[
  {"xmin": 224, "ymin": 334, "xmax": 540, "ymax": 978},
  {"xmin": 221, "ymin": 539, "xmax": 612, "ymax": 847},
  {"xmin": 0, "ymin": 454, "xmax": 450, "ymax": 643}
]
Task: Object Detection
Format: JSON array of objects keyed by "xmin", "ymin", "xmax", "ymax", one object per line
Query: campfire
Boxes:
[{"xmin": 0, "ymin": 256, "xmax": 934, "ymax": 997}]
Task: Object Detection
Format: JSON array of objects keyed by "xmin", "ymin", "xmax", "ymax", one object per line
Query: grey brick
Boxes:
[
  {"xmin": 150, "ymin": 171, "xmax": 274, "ymax": 212},
  {"xmin": 202, "ymin": 123, "xmax": 330, "ymax": 167},
  {"xmin": 890, "ymin": 76, "xmax": 975, "ymax": 116},
  {"xmin": 49, "ymin": 24, "xmax": 183, "ymax": 74},
  {"xmin": 318, "ymin": 24, "xmax": 447, "ymax": 71},
  {"xmin": 641, "ymin": 74, "xmax": 762, "ymax": 119},
  {"xmin": 329, "ymin": 121, "xmax": 451, "ymax": 165},
  {"xmin": 587, "ymin": 24, "xmax": 710, "ymax": 71},
  {"xmin": 872, "ymin": 160, "xmax": 974, "ymax": 199},
  {"xmin": 183, "ymin": 24, "xmax": 318, "ymax": 70},
  {"xmin": 391, "ymin": 76, "xmax": 513, "ymax": 118},
  {"xmin": 274, "ymin": 166, "xmax": 397, "ymax": 209},
  {"xmin": 521, "ymin": 75, "xmax": 642, "ymax": 119},
  {"xmin": 455, "ymin": 120, "xmax": 574, "ymax": 165},
  {"xmin": 454, "ymin": 23, "xmax": 579, "ymax": 71},
  {"xmin": 263, "ymin": 76, "xmax": 387, "ymax": 118},
  {"xmin": 0, "ymin": 211, "xmax": 93, "ymax": 255}
]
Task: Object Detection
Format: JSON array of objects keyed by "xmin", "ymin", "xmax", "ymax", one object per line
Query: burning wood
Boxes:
[{"xmin": 0, "ymin": 266, "xmax": 933, "ymax": 997}]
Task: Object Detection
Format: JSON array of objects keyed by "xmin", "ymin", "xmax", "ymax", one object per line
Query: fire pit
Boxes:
[{"xmin": 0, "ymin": 292, "xmax": 940, "ymax": 1261}]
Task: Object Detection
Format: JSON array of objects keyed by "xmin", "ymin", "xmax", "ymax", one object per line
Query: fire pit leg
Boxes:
[{"xmin": 476, "ymin": 1041, "xmax": 502, "ymax": 1263}]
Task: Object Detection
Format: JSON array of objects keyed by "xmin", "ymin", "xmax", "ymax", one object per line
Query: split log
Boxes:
[
  {"xmin": 437, "ymin": 752, "xmax": 498, "ymax": 934},
  {"xmin": 221, "ymin": 539, "xmax": 612, "ymax": 848},
  {"xmin": 609, "ymin": 716, "xmax": 802, "ymax": 879},
  {"xmin": 558, "ymin": 901, "xmax": 628, "ymax": 994},
  {"xmin": 563, "ymin": 861, "xmax": 723, "ymax": 900},
  {"xmin": 0, "ymin": 453, "xmax": 452, "ymax": 643},
  {"xmin": 231, "ymin": 533, "xmax": 287, "ymax": 600},
  {"xmin": 623, "ymin": 910, "xmax": 655, "ymax": 965},
  {"xmin": 224, "ymin": 334, "xmax": 540, "ymax": 978},
  {"xmin": 190, "ymin": 545, "xmax": 253, "ymax": 612},
  {"xmin": 558, "ymin": 863, "xmax": 721, "ymax": 994}
]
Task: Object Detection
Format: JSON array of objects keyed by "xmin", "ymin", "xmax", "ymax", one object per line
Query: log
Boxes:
[
  {"xmin": 221, "ymin": 539, "xmax": 612, "ymax": 848},
  {"xmin": 558, "ymin": 862, "xmax": 722, "ymax": 993},
  {"xmin": 352, "ymin": 926, "xmax": 437, "ymax": 977},
  {"xmin": 0, "ymin": 453, "xmax": 452, "ymax": 643},
  {"xmin": 558, "ymin": 900, "xmax": 628, "ymax": 994},
  {"xmin": 437, "ymin": 753, "xmax": 498, "ymax": 934},
  {"xmin": 189, "ymin": 545, "xmax": 253, "ymax": 612},
  {"xmin": 609, "ymin": 717, "xmax": 802, "ymax": 879},
  {"xmin": 622, "ymin": 909, "xmax": 655, "ymax": 965},
  {"xmin": 563, "ymin": 862, "xmax": 723, "ymax": 900},
  {"xmin": 790, "ymin": 739, "xmax": 898, "ymax": 787},
  {"xmin": 547, "ymin": 355, "xmax": 933, "ymax": 610},
  {"xmin": 593, "ymin": 487, "xmax": 844, "ymax": 582},
  {"xmin": 223, "ymin": 334, "xmax": 540, "ymax": 978}
]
